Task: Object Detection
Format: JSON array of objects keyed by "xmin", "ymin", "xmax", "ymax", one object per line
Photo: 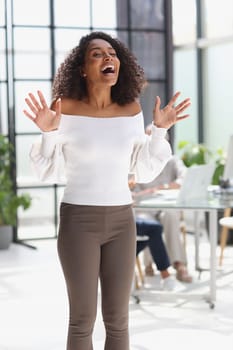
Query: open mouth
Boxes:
[{"xmin": 101, "ymin": 65, "xmax": 115, "ymax": 75}]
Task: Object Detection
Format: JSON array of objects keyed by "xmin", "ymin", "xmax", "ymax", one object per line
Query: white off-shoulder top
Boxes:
[{"xmin": 30, "ymin": 112, "xmax": 172, "ymax": 206}]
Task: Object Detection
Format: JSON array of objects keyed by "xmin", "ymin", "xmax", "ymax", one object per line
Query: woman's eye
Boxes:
[
  {"xmin": 93, "ymin": 52, "xmax": 103, "ymax": 57},
  {"xmin": 92, "ymin": 51, "xmax": 117, "ymax": 58}
]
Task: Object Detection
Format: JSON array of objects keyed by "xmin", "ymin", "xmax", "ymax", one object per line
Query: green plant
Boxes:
[
  {"xmin": 178, "ymin": 140, "xmax": 212, "ymax": 167},
  {"xmin": 178, "ymin": 140, "xmax": 225, "ymax": 185},
  {"xmin": 0, "ymin": 134, "xmax": 31, "ymax": 226},
  {"xmin": 211, "ymin": 147, "xmax": 225, "ymax": 185}
]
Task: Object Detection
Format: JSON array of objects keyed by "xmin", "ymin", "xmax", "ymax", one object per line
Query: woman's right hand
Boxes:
[{"xmin": 23, "ymin": 90, "xmax": 61, "ymax": 132}]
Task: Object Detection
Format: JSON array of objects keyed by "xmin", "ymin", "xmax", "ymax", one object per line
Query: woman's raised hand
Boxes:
[
  {"xmin": 23, "ymin": 90, "xmax": 61, "ymax": 132},
  {"xmin": 153, "ymin": 91, "xmax": 191, "ymax": 129}
]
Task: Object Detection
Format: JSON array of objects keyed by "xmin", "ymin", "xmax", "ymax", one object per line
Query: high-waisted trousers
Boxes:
[{"xmin": 57, "ymin": 202, "xmax": 136, "ymax": 350}]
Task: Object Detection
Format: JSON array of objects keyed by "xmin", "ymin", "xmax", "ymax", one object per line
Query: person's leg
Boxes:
[
  {"xmin": 136, "ymin": 218, "xmax": 170, "ymax": 273},
  {"xmin": 142, "ymin": 212, "xmax": 161, "ymax": 276},
  {"xmin": 159, "ymin": 210, "xmax": 187, "ymax": 265},
  {"xmin": 57, "ymin": 203, "xmax": 102, "ymax": 350},
  {"xmin": 136, "ymin": 218, "xmax": 177, "ymax": 290},
  {"xmin": 159, "ymin": 211, "xmax": 192, "ymax": 282},
  {"xmin": 100, "ymin": 205, "xmax": 136, "ymax": 350},
  {"xmin": 136, "ymin": 239, "xmax": 148, "ymax": 255}
]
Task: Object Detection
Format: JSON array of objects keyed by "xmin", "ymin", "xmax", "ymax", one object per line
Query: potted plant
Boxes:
[
  {"xmin": 0, "ymin": 134, "xmax": 31, "ymax": 249},
  {"xmin": 178, "ymin": 140, "xmax": 225, "ymax": 185}
]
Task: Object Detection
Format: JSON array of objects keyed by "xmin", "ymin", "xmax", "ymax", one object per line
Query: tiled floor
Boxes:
[{"xmin": 1, "ymin": 233, "xmax": 233, "ymax": 350}]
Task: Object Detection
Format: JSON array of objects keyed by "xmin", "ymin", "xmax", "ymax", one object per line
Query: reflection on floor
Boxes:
[{"xmin": 1, "ymin": 232, "xmax": 233, "ymax": 350}]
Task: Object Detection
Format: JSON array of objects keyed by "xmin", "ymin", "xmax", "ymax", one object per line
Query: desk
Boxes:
[{"xmin": 134, "ymin": 190, "xmax": 233, "ymax": 308}]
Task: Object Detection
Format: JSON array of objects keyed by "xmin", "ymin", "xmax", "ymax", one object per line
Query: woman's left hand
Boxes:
[{"xmin": 152, "ymin": 91, "xmax": 191, "ymax": 129}]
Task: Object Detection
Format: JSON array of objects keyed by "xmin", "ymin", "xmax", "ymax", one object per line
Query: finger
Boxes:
[
  {"xmin": 175, "ymin": 98, "xmax": 191, "ymax": 111},
  {"xmin": 176, "ymin": 102, "xmax": 191, "ymax": 115},
  {"xmin": 28, "ymin": 93, "xmax": 42, "ymax": 111},
  {"xmin": 167, "ymin": 91, "xmax": 181, "ymax": 107},
  {"xmin": 23, "ymin": 109, "xmax": 36, "ymax": 122},
  {"xmin": 175, "ymin": 114, "xmax": 190, "ymax": 122},
  {"xmin": 25, "ymin": 97, "xmax": 38, "ymax": 115},
  {"xmin": 154, "ymin": 95, "xmax": 161, "ymax": 112},
  {"xmin": 37, "ymin": 90, "xmax": 49, "ymax": 109}
]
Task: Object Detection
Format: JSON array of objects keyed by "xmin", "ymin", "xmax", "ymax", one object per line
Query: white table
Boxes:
[{"xmin": 134, "ymin": 189, "xmax": 233, "ymax": 308}]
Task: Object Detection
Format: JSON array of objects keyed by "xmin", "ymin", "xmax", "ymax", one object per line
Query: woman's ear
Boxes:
[{"xmin": 80, "ymin": 67, "xmax": 87, "ymax": 77}]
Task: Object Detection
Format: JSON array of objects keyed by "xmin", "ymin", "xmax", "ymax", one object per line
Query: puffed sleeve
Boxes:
[
  {"xmin": 130, "ymin": 124, "xmax": 172, "ymax": 183},
  {"xmin": 29, "ymin": 130, "xmax": 66, "ymax": 184}
]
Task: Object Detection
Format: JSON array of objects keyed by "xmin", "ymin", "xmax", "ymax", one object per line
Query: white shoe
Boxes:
[{"xmin": 161, "ymin": 276, "xmax": 177, "ymax": 291}]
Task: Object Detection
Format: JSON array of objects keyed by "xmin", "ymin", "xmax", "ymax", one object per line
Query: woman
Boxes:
[{"xmin": 24, "ymin": 31, "xmax": 190, "ymax": 350}]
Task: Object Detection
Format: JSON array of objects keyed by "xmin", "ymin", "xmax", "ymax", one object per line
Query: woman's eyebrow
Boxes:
[{"xmin": 88, "ymin": 46, "xmax": 114, "ymax": 52}]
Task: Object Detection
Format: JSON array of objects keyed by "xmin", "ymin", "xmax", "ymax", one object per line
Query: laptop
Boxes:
[
  {"xmin": 177, "ymin": 163, "xmax": 215, "ymax": 203},
  {"xmin": 135, "ymin": 163, "xmax": 215, "ymax": 206}
]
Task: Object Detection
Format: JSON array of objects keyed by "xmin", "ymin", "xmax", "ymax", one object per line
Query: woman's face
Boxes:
[{"xmin": 82, "ymin": 38, "xmax": 120, "ymax": 87}]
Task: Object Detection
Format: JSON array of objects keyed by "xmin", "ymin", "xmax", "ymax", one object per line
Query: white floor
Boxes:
[{"xmin": 1, "ymin": 233, "xmax": 233, "ymax": 350}]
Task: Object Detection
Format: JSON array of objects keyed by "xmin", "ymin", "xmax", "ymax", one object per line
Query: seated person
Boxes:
[
  {"xmin": 131, "ymin": 124, "xmax": 192, "ymax": 283},
  {"xmin": 136, "ymin": 217, "xmax": 176, "ymax": 291}
]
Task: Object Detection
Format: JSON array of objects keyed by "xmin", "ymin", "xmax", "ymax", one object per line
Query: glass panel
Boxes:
[
  {"xmin": 14, "ymin": 28, "xmax": 51, "ymax": 79},
  {"xmin": 131, "ymin": 32, "xmax": 165, "ymax": 80},
  {"xmin": 130, "ymin": 0, "xmax": 164, "ymax": 30},
  {"xmin": 204, "ymin": 43, "xmax": 233, "ymax": 152},
  {"xmin": 55, "ymin": 28, "xmax": 90, "ymax": 70},
  {"xmin": 0, "ymin": 28, "xmax": 6, "ymax": 81},
  {"xmin": 14, "ymin": 54, "xmax": 51, "ymax": 79},
  {"xmin": 140, "ymin": 82, "xmax": 166, "ymax": 128},
  {"xmin": 116, "ymin": 0, "xmax": 128, "ymax": 28},
  {"xmin": 15, "ymin": 81, "xmax": 52, "ymax": 133},
  {"xmin": 16, "ymin": 135, "xmax": 43, "ymax": 186},
  {"xmin": 204, "ymin": 0, "xmax": 233, "ymax": 38},
  {"xmin": 17, "ymin": 187, "xmax": 56, "ymax": 240},
  {"xmin": 14, "ymin": 28, "xmax": 50, "ymax": 52},
  {"xmin": 54, "ymin": 0, "xmax": 91, "ymax": 27},
  {"xmin": 0, "ymin": 83, "xmax": 8, "ymax": 134},
  {"xmin": 116, "ymin": 31, "xmax": 129, "ymax": 47},
  {"xmin": 0, "ymin": 0, "xmax": 5, "ymax": 25},
  {"xmin": 13, "ymin": 0, "xmax": 50, "ymax": 25},
  {"xmin": 92, "ymin": 0, "xmax": 117, "ymax": 28},
  {"xmin": 93, "ymin": 29, "xmax": 117, "ymax": 37},
  {"xmin": 173, "ymin": 49, "xmax": 198, "ymax": 152},
  {"xmin": 172, "ymin": 0, "xmax": 196, "ymax": 45}
]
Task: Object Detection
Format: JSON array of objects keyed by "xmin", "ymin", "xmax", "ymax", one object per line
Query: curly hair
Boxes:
[{"xmin": 52, "ymin": 31, "xmax": 146, "ymax": 106}]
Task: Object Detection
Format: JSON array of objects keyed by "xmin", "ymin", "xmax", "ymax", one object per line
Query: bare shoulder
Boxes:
[
  {"xmin": 59, "ymin": 98, "xmax": 81, "ymax": 115},
  {"xmin": 56, "ymin": 98, "xmax": 141, "ymax": 117},
  {"xmin": 120, "ymin": 100, "xmax": 141, "ymax": 116}
]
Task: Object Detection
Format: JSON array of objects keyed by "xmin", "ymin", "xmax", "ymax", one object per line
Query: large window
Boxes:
[
  {"xmin": 1, "ymin": 0, "xmax": 172, "ymax": 242},
  {"xmin": 172, "ymin": 0, "xmax": 198, "ymax": 150},
  {"xmin": 173, "ymin": 0, "xmax": 233, "ymax": 156}
]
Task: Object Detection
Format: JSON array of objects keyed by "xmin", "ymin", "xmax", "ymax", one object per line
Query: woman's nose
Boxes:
[{"xmin": 104, "ymin": 53, "xmax": 112, "ymax": 60}]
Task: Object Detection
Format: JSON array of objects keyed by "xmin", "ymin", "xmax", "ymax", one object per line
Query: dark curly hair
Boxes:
[{"xmin": 52, "ymin": 31, "xmax": 146, "ymax": 106}]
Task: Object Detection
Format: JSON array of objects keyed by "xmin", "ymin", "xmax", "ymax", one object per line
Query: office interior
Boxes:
[{"xmin": 1, "ymin": 1, "xmax": 233, "ymax": 349}]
